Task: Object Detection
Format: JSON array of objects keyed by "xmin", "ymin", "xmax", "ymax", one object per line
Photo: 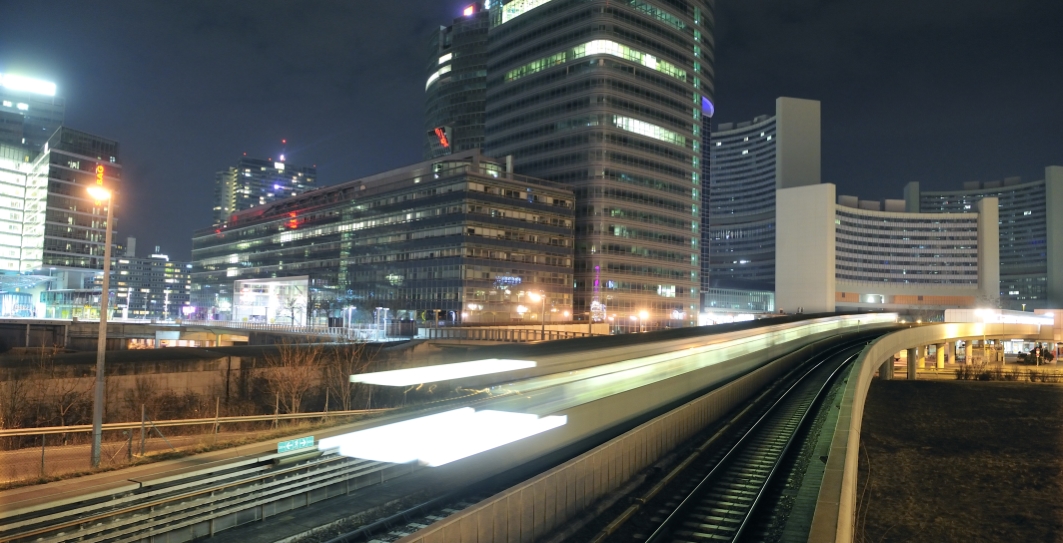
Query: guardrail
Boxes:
[
  {"xmin": 418, "ymin": 327, "xmax": 592, "ymax": 342},
  {"xmin": 180, "ymin": 320, "xmax": 398, "ymax": 340},
  {"xmin": 0, "ymin": 408, "xmax": 393, "ymax": 438}
]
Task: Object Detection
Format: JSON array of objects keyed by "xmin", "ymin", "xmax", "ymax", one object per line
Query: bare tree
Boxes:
[
  {"xmin": 263, "ymin": 342, "xmax": 323, "ymax": 414},
  {"xmin": 0, "ymin": 366, "xmax": 29, "ymax": 430},
  {"xmin": 33, "ymin": 346, "xmax": 93, "ymax": 438},
  {"xmin": 279, "ymin": 285, "xmax": 307, "ymax": 325},
  {"xmin": 325, "ymin": 342, "xmax": 377, "ymax": 411}
]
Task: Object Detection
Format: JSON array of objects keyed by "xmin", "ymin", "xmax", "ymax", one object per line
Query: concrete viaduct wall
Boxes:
[
  {"xmin": 394, "ymin": 338, "xmax": 853, "ymax": 543},
  {"xmin": 809, "ymin": 323, "xmax": 1054, "ymax": 543}
]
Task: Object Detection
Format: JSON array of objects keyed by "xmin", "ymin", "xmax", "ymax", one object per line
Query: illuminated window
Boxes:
[
  {"xmin": 425, "ymin": 64, "xmax": 452, "ymax": 89},
  {"xmin": 438, "ymin": 53, "xmax": 452, "ymax": 64},
  {"xmin": 612, "ymin": 115, "xmax": 685, "ymax": 146},
  {"xmin": 506, "ymin": 40, "xmax": 687, "ymax": 82}
]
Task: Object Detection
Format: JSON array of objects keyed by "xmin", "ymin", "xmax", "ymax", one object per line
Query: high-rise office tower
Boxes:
[
  {"xmin": 484, "ymin": 0, "xmax": 715, "ymax": 326},
  {"xmin": 212, "ymin": 153, "xmax": 315, "ymax": 226},
  {"xmin": 424, "ymin": 3, "xmax": 490, "ymax": 159},
  {"xmin": 904, "ymin": 166, "xmax": 1063, "ymax": 310},
  {"xmin": 28, "ymin": 127, "xmax": 122, "ymax": 318},
  {"xmin": 0, "ymin": 72, "xmax": 65, "ymax": 151},
  {"xmin": 703, "ymin": 97, "xmax": 820, "ymax": 314}
]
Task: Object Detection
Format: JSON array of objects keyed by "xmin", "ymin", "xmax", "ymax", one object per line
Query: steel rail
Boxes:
[
  {"xmin": 643, "ymin": 345, "xmax": 859, "ymax": 543},
  {"xmin": 730, "ymin": 352, "xmax": 857, "ymax": 541}
]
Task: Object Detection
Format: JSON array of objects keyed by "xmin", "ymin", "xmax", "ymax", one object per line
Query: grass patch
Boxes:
[{"xmin": 856, "ymin": 380, "xmax": 1063, "ymax": 542}]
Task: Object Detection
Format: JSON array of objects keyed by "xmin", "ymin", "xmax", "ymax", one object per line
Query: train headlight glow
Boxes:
[
  {"xmin": 349, "ymin": 359, "xmax": 536, "ymax": 386},
  {"xmin": 318, "ymin": 408, "xmax": 566, "ymax": 466}
]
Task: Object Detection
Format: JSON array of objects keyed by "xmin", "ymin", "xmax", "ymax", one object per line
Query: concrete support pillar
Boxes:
[
  {"xmin": 965, "ymin": 341, "xmax": 973, "ymax": 365},
  {"xmin": 952, "ymin": 340, "xmax": 961, "ymax": 364},
  {"xmin": 907, "ymin": 347, "xmax": 918, "ymax": 380},
  {"xmin": 917, "ymin": 345, "xmax": 926, "ymax": 369},
  {"xmin": 936, "ymin": 343, "xmax": 945, "ymax": 369},
  {"xmin": 879, "ymin": 358, "xmax": 894, "ymax": 380}
]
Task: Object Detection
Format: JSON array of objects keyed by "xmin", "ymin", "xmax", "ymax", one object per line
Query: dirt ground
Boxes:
[{"xmin": 857, "ymin": 380, "xmax": 1063, "ymax": 543}]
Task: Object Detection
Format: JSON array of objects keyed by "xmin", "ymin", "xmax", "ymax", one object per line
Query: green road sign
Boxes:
[{"xmin": 277, "ymin": 435, "xmax": 315, "ymax": 454}]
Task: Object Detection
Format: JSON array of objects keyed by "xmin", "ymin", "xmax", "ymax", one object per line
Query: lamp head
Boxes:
[{"xmin": 87, "ymin": 186, "xmax": 112, "ymax": 200}]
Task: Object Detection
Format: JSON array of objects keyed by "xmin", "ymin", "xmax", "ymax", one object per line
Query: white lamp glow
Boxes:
[
  {"xmin": 349, "ymin": 358, "xmax": 536, "ymax": 386},
  {"xmin": 87, "ymin": 186, "xmax": 112, "ymax": 200},
  {"xmin": 0, "ymin": 73, "xmax": 56, "ymax": 96}
]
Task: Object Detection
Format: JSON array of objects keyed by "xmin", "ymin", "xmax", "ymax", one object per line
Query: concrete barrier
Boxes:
[
  {"xmin": 808, "ymin": 323, "xmax": 1053, "ymax": 543},
  {"xmin": 394, "ymin": 335, "xmax": 855, "ymax": 543}
]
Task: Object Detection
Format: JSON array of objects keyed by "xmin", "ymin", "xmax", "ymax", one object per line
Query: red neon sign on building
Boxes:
[{"xmin": 434, "ymin": 127, "xmax": 450, "ymax": 148}]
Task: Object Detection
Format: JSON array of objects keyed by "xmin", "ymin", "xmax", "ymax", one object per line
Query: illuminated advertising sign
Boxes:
[
  {"xmin": 434, "ymin": 126, "xmax": 450, "ymax": 148},
  {"xmin": 428, "ymin": 126, "xmax": 452, "ymax": 155},
  {"xmin": 95, "ymin": 164, "xmax": 104, "ymax": 185}
]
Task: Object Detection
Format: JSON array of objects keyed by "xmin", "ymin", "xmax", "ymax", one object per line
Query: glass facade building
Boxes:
[
  {"xmin": 191, "ymin": 150, "xmax": 575, "ymax": 325},
  {"xmin": 483, "ymin": 0, "xmax": 715, "ymax": 326},
  {"xmin": 213, "ymin": 156, "xmax": 315, "ymax": 226},
  {"xmin": 0, "ymin": 127, "xmax": 125, "ymax": 318},
  {"xmin": 424, "ymin": 4, "xmax": 490, "ymax": 159},
  {"xmin": 904, "ymin": 166, "xmax": 1063, "ymax": 310},
  {"xmin": 32, "ymin": 128, "xmax": 122, "ymax": 318}
]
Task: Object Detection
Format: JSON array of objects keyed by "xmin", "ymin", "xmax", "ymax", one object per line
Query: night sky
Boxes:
[{"xmin": 3, "ymin": 1, "xmax": 1061, "ymax": 260}]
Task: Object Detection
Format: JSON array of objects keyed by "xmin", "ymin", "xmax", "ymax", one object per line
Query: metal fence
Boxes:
[
  {"xmin": 417, "ymin": 327, "xmax": 593, "ymax": 342},
  {"xmin": 0, "ymin": 408, "xmax": 390, "ymax": 485}
]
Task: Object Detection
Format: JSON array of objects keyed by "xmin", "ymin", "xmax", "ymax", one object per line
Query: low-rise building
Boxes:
[
  {"xmin": 776, "ymin": 183, "xmax": 999, "ymax": 316},
  {"xmin": 191, "ymin": 150, "xmax": 575, "ymax": 326}
]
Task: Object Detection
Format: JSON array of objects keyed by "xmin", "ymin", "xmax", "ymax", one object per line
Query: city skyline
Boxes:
[{"xmin": 2, "ymin": 1, "xmax": 1060, "ymax": 259}]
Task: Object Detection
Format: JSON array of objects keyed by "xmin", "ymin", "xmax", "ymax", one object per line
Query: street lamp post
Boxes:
[
  {"xmin": 638, "ymin": 310, "xmax": 649, "ymax": 333},
  {"xmin": 88, "ymin": 184, "xmax": 114, "ymax": 468}
]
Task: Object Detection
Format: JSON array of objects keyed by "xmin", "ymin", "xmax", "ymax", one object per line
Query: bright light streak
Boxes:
[
  {"xmin": 318, "ymin": 408, "xmax": 566, "ymax": 466},
  {"xmin": 349, "ymin": 358, "xmax": 536, "ymax": 386},
  {"xmin": 0, "ymin": 73, "xmax": 56, "ymax": 96}
]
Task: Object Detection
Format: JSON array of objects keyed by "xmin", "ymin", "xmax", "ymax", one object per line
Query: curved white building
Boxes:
[{"xmin": 776, "ymin": 184, "xmax": 999, "ymax": 314}]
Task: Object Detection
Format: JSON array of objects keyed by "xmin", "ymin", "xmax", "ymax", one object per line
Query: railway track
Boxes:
[
  {"xmin": 637, "ymin": 345, "xmax": 858, "ymax": 543},
  {"xmin": 579, "ymin": 340, "xmax": 865, "ymax": 543}
]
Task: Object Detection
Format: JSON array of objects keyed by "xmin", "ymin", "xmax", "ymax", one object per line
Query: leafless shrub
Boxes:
[
  {"xmin": 263, "ymin": 342, "xmax": 324, "ymax": 414},
  {"xmin": 325, "ymin": 342, "xmax": 376, "ymax": 412}
]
